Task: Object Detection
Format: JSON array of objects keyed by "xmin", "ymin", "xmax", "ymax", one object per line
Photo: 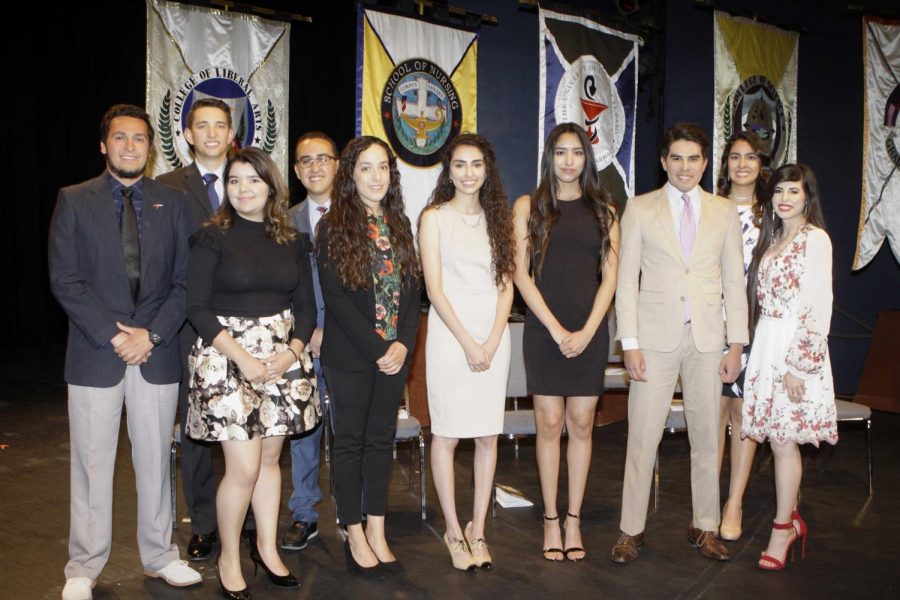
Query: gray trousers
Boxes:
[{"xmin": 65, "ymin": 366, "xmax": 180, "ymax": 579}]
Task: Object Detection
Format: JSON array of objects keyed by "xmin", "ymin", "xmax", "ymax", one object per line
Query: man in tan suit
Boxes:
[{"xmin": 611, "ymin": 123, "xmax": 748, "ymax": 564}]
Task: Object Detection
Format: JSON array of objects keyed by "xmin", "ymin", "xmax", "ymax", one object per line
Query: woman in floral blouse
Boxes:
[
  {"xmin": 742, "ymin": 163, "xmax": 836, "ymax": 571},
  {"xmin": 316, "ymin": 136, "xmax": 421, "ymax": 577}
]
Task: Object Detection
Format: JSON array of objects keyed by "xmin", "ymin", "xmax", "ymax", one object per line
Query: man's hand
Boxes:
[
  {"xmin": 624, "ymin": 349, "xmax": 647, "ymax": 382},
  {"xmin": 114, "ymin": 322, "xmax": 154, "ymax": 365},
  {"xmin": 719, "ymin": 345, "xmax": 743, "ymax": 383}
]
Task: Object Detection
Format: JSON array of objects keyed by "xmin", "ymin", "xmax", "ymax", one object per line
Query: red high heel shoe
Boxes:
[
  {"xmin": 758, "ymin": 521, "xmax": 799, "ymax": 570},
  {"xmin": 791, "ymin": 510, "xmax": 808, "ymax": 559}
]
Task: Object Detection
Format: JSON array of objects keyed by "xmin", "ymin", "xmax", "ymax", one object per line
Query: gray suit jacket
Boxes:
[
  {"xmin": 290, "ymin": 199, "xmax": 326, "ymax": 329},
  {"xmin": 48, "ymin": 172, "xmax": 191, "ymax": 387}
]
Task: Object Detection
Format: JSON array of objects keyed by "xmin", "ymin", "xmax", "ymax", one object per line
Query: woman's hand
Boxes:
[
  {"xmin": 559, "ymin": 328, "xmax": 594, "ymax": 358},
  {"xmin": 264, "ymin": 350, "xmax": 297, "ymax": 384},
  {"xmin": 463, "ymin": 340, "xmax": 491, "ymax": 372},
  {"xmin": 377, "ymin": 342, "xmax": 408, "ymax": 375},
  {"xmin": 236, "ymin": 354, "xmax": 269, "ymax": 384},
  {"xmin": 783, "ymin": 371, "xmax": 806, "ymax": 403},
  {"xmin": 550, "ymin": 326, "xmax": 572, "ymax": 346}
]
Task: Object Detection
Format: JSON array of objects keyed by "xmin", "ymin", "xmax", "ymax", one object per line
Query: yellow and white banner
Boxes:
[
  {"xmin": 146, "ymin": 0, "xmax": 290, "ymax": 177},
  {"xmin": 713, "ymin": 11, "xmax": 798, "ymax": 185},
  {"xmin": 856, "ymin": 17, "xmax": 900, "ymax": 269},
  {"xmin": 357, "ymin": 6, "xmax": 477, "ymax": 227}
]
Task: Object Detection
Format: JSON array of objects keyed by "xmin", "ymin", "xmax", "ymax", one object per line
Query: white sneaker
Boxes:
[
  {"xmin": 144, "ymin": 559, "xmax": 202, "ymax": 587},
  {"xmin": 61, "ymin": 577, "xmax": 94, "ymax": 600}
]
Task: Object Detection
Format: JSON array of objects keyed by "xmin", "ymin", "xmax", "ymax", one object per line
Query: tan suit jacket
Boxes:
[{"xmin": 616, "ymin": 186, "xmax": 749, "ymax": 352}]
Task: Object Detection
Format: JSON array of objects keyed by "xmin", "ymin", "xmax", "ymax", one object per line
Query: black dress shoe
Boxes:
[
  {"xmin": 187, "ymin": 531, "xmax": 218, "ymax": 561},
  {"xmin": 281, "ymin": 520, "xmax": 318, "ymax": 551}
]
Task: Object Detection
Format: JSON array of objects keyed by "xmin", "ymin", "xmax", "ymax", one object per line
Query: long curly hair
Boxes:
[
  {"xmin": 209, "ymin": 146, "xmax": 296, "ymax": 245},
  {"xmin": 326, "ymin": 136, "xmax": 419, "ymax": 290},
  {"xmin": 715, "ymin": 130, "xmax": 770, "ymax": 205},
  {"xmin": 422, "ymin": 133, "xmax": 515, "ymax": 288},
  {"xmin": 746, "ymin": 163, "xmax": 827, "ymax": 340},
  {"xmin": 528, "ymin": 123, "xmax": 617, "ymax": 276}
]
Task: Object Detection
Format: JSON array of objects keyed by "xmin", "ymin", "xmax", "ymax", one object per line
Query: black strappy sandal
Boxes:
[
  {"xmin": 563, "ymin": 512, "xmax": 586, "ymax": 562},
  {"xmin": 542, "ymin": 514, "xmax": 564, "ymax": 562}
]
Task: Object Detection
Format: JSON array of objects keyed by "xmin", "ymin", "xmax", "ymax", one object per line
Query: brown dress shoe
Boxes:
[
  {"xmin": 687, "ymin": 526, "xmax": 731, "ymax": 561},
  {"xmin": 611, "ymin": 532, "xmax": 644, "ymax": 563}
]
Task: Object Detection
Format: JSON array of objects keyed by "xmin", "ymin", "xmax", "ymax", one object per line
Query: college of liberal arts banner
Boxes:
[
  {"xmin": 856, "ymin": 17, "xmax": 900, "ymax": 269},
  {"xmin": 357, "ymin": 6, "xmax": 477, "ymax": 227},
  {"xmin": 539, "ymin": 7, "xmax": 640, "ymax": 206},
  {"xmin": 146, "ymin": 0, "xmax": 290, "ymax": 177},
  {"xmin": 713, "ymin": 11, "xmax": 798, "ymax": 186}
]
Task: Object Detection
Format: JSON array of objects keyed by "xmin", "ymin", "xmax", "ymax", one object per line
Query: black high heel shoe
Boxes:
[
  {"xmin": 249, "ymin": 545, "xmax": 300, "ymax": 588},
  {"xmin": 344, "ymin": 540, "xmax": 385, "ymax": 579},
  {"xmin": 215, "ymin": 559, "xmax": 251, "ymax": 600}
]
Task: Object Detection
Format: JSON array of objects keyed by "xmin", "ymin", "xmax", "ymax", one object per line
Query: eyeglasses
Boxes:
[{"xmin": 296, "ymin": 154, "xmax": 335, "ymax": 169}]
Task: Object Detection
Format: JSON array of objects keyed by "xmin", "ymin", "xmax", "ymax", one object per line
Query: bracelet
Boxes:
[{"xmin": 287, "ymin": 347, "xmax": 300, "ymax": 362}]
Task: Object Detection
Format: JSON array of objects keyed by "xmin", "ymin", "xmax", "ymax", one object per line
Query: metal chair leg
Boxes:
[
  {"xmin": 322, "ymin": 391, "xmax": 331, "ymax": 464},
  {"xmin": 514, "ymin": 437, "xmax": 519, "ymax": 459},
  {"xmin": 866, "ymin": 418, "xmax": 874, "ymax": 496},
  {"xmin": 419, "ymin": 432, "xmax": 427, "ymax": 520},
  {"xmin": 170, "ymin": 436, "xmax": 178, "ymax": 529},
  {"xmin": 653, "ymin": 449, "xmax": 660, "ymax": 510},
  {"xmin": 408, "ymin": 437, "xmax": 415, "ymax": 491}
]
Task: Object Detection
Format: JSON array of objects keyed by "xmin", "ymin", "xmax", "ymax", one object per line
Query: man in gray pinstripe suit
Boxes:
[{"xmin": 49, "ymin": 104, "xmax": 201, "ymax": 600}]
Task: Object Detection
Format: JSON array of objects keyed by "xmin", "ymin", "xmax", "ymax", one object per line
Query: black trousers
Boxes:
[
  {"xmin": 325, "ymin": 363, "xmax": 408, "ymax": 525},
  {"xmin": 178, "ymin": 327, "xmax": 217, "ymax": 535}
]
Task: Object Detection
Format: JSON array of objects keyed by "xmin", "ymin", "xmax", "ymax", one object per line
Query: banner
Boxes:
[
  {"xmin": 539, "ymin": 8, "xmax": 640, "ymax": 206},
  {"xmin": 146, "ymin": 0, "xmax": 290, "ymax": 177},
  {"xmin": 357, "ymin": 6, "xmax": 477, "ymax": 228},
  {"xmin": 856, "ymin": 17, "xmax": 900, "ymax": 269},
  {"xmin": 713, "ymin": 11, "xmax": 798, "ymax": 186}
]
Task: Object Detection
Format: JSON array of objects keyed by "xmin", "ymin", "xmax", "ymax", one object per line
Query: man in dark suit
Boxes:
[
  {"xmin": 50, "ymin": 104, "xmax": 201, "ymax": 600},
  {"xmin": 156, "ymin": 98, "xmax": 235, "ymax": 561},
  {"xmin": 281, "ymin": 132, "xmax": 339, "ymax": 551}
]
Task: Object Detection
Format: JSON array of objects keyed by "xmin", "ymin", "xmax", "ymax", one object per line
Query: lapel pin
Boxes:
[{"xmin": 153, "ymin": 203, "xmax": 164, "ymax": 209}]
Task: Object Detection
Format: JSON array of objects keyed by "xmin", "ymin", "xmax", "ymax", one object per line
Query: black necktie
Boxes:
[
  {"xmin": 203, "ymin": 173, "xmax": 219, "ymax": 211},
  {"xmin": 121, "ymin": 188, "xmax": 141, "ymax": 300}
]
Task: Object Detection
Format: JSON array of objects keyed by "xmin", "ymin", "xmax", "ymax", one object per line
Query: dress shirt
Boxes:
[
  {"xmin": 308, "ymin": 198, "xmax": 331, "ymax": 242},
  {"xmin": 196, "ymin": 161, "xmax": 226, "ymax": 206},
  {"xmin": 108, "ymin": 172, "xmax": 145, "ymax": 242}
]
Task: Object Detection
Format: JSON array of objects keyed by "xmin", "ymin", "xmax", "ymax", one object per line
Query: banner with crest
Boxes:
[
  {"xmin": 539, "ymin": 7, "xmax": 640, "ymax": 206},
  {"xmin": 357, "ymin": 6, "xmax": 477, "ymax": 228},
  {"xmin": 713, "ymin": 11, "xmax": 798, "ymax": 186},
  {"xmin": 146, "ymin": 0, "xmax": 289, "ymax": 177},
  {"xmin": 856, "ymin": 17, "xmax": 900, "ymax": 269}
]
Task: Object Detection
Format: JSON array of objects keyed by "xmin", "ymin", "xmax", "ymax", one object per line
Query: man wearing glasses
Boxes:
[{"xmin": 281, "ymin": 132, "xmax": 340, "ymax": 551}]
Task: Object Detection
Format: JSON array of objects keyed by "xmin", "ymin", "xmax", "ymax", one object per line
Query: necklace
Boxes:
[
  {"xmin": 731, "ymin": 195, "xmax": 753, "ymax": 202},
  {"xmin": 460, "ymin": 212, "xmax": 483, "ymax": 228}
]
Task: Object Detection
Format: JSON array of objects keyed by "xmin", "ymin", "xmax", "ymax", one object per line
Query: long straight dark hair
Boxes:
[
  {"xmin": 528, "ymin": 123, "xmax": 617, "ymax": 276},
  {"xmin": 746, "ymin": 163, "xmax": 827, "ymax": 339}
]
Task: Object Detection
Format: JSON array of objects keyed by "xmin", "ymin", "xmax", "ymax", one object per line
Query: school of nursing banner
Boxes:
[
  {"xmin": 356, "ymin": 6, "xmax": 477, "ymax": 229},
  {"xmin": 856, "ymin": 17, "xmax": 900, "ymax": 270},
  {"xmin": 146, "ymin": 0, "xmax": 290, "ymax": 178},
  {"xmin": 713, "ymin": 11, "xmax": 798, "ymax": 186},
  {"xmin": 539, "ymin": 7, "xmax": 640, "ymax": 207}
]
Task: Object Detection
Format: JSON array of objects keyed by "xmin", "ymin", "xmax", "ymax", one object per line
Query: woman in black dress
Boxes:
[
  {"xmin": 512, "ymin": 123, "xmax": 619, "ymax": 562},
  {"xmin": 317, "ymin": 136, "xmax": 421, "ymax": 576},
  {"xmin": 186, "ymin": 147, "xmax": 318, "ymax": 598}
]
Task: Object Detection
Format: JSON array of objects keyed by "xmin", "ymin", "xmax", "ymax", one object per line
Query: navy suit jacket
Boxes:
[
  {"xmin": 289, "ymin": 199, "xmax": 326, "ymax": 329},
  {"xmin": 48, "ymin": 172, "xmax": 191, "ymax": 387}
]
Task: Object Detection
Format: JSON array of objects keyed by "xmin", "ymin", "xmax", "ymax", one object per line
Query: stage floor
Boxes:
[{"xmin": 1, "ymin": 357, "xmax": 897, "ymax": 599}]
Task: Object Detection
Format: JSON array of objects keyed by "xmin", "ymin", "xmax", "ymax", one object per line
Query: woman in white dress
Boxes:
[
  {"xmin": 418, "ymin": 134, "xmax": 515, "ymax": 571},
  {"xmin": 714, "ymin": 131, "xmax": 769, "ymax": 541},
  {"xmin": 742, "ymin": 163, "xmax": 837, "ymax": 570}
]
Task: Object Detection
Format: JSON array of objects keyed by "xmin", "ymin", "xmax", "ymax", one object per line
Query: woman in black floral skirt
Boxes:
[
  {"xmin": 186, "ymin": 147, "xmax": 318, "ymax": 598},
  {"xmin": 316, "ymin": 136, "xmax": 421, "ymax": 576}
]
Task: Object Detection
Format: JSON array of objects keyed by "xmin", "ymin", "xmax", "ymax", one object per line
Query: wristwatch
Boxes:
[{"xmin": 148, "ymin": 330, "xmax": 162, "ymax": 346}]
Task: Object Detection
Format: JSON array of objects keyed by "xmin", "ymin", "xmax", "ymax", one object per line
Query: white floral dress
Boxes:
[{"xmin": 742, "ymin": 225, "xmax": 838, "ymax": 446}]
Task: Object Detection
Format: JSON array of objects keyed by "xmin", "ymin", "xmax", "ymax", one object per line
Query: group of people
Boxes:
[{"xmin": 49, "ymin": 100, "xmax": 836, "ymax": 600}]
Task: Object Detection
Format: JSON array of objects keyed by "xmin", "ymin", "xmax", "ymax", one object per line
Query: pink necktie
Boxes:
[{"xmin": 680, "ymin": 194, "xmax": 695, "ymax": 322}]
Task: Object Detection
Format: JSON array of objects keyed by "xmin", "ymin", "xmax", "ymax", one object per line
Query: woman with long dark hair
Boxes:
[
  {"xmin": 714, "ymin": 131, "xmax": 769, "ymax": 541},
  {"xmin": 317, "ymin": 136, "xmax": 421, "ymax": 576},
  {"xmin": 186, "ymin": 147, "xmax": 318, "ymax": 598},
  {"xmin": 742, "ymin": 163, "xmax": 837, "ymax": 570},
  {"xmin": 419, "ymin": 134, "xmax": 515, "ymax": 571},
  {"xmin": 512, "ymin": 123, "xmax": 619, "ymax": 562}
]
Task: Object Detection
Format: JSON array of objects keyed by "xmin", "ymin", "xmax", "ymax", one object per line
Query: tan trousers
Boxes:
[
  {"xmin": 619, "ymin": 324, "xmax": 722, "ymax": 535},
  {"xmin": 65, "ymin": 366, "xmax": 180, "ymax": 579}
]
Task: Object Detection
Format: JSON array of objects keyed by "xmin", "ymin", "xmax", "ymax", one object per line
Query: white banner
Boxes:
[
  {"xmin": 146, "ymin": 0, "xmax": 290, "ymax": 177},
  {"xmin": 856, "ymin": 17, "xmax": 900, "ymax": 269}
]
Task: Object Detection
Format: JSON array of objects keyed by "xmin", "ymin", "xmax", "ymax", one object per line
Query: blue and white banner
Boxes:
[
  {"xmin": 539, "ymin": 8, "xmax": 640, "ymax": 205},
  {"xmin": 146, "ymin": 0, "xmax": 290, "ymax": 177}
]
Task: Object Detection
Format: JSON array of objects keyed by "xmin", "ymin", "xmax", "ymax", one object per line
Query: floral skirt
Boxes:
[{"xmin": 186, "ymin": 309, "xmax": 319, "ymax": 442}]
